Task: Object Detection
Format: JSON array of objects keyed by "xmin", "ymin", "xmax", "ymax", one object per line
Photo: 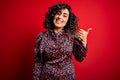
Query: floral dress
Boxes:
[{"xmin": 33, "ymin": 29, "xmax": 88, "ymax": 80}]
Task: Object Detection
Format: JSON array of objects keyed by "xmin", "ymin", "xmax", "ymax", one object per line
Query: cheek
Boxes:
[
  {"xmin": 53, "ymin": 16, "xmax": 56, "ymax": 24},
  {"xmin": 64, "ymin": 18, "xmax": 69, "ymax": 24},
  {"xmin": 53, "ymin": 19, "xmax": 55, "ymax": 24}
]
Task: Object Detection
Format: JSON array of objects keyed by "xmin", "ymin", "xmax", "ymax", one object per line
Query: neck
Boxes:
[{"xmin": 54, "ymin": 28, "xmax": 63, "ymax": 33}]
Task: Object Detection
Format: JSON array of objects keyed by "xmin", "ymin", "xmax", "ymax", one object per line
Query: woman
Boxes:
[{"xmin": 33, "ymin": 3, "xmax": 91, "ymax": 80}]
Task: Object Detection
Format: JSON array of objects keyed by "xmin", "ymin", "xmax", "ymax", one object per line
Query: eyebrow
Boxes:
[{"xmin": 63, "ymin": 13, "xmax": 69, "ymax": 16}]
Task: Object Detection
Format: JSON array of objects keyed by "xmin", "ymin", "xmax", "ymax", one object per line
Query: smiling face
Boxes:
[{"xmin": 53, "ymin": 8, "xmax": 69, "ymax": 29}]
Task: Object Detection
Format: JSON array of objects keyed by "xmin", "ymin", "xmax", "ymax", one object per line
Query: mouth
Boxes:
[{"xmin": 56, "ymin": 18, "xmax": 63, "ymax": 24}]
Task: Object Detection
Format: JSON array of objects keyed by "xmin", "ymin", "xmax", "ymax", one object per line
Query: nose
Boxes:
[{"xmin": 58, "ymin": 14, "xmax": 62, "ymax": 18}]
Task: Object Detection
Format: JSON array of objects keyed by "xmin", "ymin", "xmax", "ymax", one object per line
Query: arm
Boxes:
[
  {"xmin": 33, "ymin": 33, "xmax": 44, "ymax": 80},
  {"xmin": 72, "ymin": 33, "xmax": 88, "ymax": 62}
]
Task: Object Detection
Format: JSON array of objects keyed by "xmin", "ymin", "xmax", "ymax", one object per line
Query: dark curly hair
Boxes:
[{"xmin": 44, "ymin": 3, "xmax": 79, "ymax": 35}]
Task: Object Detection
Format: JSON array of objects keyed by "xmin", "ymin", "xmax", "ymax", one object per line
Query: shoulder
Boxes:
[
  {"xmin": 71, "ymin": 32, "xmax": 78, "ymax": 38},
  {"xmin": 36, "ymin": 30, "xmax": 49, "ymax": 39},
  {"xmin": 71, "ymin": 32, "xmax": 82, "ymax": 41}
]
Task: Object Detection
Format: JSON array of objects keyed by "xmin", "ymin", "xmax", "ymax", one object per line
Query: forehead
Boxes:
[{"xmin": 60, "ymin": 8, "xmax": 69, "ymax": 15}]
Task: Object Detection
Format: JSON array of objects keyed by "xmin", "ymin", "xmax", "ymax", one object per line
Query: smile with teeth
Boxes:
[{"xmin": 56, "ymin": 18, "xmax": 63, "ymax": 24}]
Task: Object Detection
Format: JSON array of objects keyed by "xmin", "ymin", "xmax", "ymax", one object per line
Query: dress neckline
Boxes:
[{"xmin": 49, "ymin": 29, "xmax": 64, "ymax": 37}]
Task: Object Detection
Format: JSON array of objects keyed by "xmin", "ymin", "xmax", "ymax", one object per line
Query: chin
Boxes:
[{"xmin": 54, "ymin": 25, "xmax": 64, "ymax": 28}]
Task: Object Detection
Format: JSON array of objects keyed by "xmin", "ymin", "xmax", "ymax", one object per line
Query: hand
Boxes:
[{"xmin": 78, "ymin": 28, "xmax": 92, "ymax": 47}]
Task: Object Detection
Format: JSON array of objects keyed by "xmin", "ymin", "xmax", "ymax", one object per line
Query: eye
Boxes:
[
  {"xmin": 63, "ymin": 15, "xmax": 67, "ymax": 17},
  {"xmin": 63, "ymin": 14, "xmax": 68, "ymax": 18},
  {"xmin": 56, "ymin": 11, "xmax": 61, "ymax": 15}
]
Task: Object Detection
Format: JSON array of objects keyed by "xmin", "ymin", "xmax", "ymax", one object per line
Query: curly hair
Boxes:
[{"xmin": 44, "ymin": 3, "xmax": 79, "ymax": 35}]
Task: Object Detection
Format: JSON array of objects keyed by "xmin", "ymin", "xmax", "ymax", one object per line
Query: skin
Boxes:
[
  {"xmin": 78, "ymin": 28, "xmax": 92, "ymax": 47},
  {"xmin": 53, "ymin": 8, "xmax": 69, "ymax": 33},
  {"xmin": 53, "ymin": 8, "xmax": 92, "ymax": 47}
]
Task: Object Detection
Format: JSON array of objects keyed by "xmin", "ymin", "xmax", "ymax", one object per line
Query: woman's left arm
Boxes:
[{"xmin": 72, "ymin": 28, "xmax": 92, "ymax": 62}]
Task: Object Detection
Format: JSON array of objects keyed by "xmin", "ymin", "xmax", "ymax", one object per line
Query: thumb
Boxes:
[{"xmin": 87, "ymin": 28, "xmax": 92, "ymax": 33}]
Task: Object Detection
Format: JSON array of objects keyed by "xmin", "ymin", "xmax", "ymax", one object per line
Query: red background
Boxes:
[{"xmin": 0, "ymin": 0, "xmax": 120, "ymax": 80}]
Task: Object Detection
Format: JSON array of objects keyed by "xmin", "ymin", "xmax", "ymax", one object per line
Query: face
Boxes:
[{"xmin": 53, "ymin": 8, "xmax": 69, "ymax": 29}]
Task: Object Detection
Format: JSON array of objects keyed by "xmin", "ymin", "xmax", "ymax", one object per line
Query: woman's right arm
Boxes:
[{"xmin": 33, "ymin": 32, "xmax": 44, "ymax": 80}]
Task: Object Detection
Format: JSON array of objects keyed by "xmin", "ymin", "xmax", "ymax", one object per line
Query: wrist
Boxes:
[{"xmin": 82, "ymin": 40, "xmax": 87, "ymax": 48}]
